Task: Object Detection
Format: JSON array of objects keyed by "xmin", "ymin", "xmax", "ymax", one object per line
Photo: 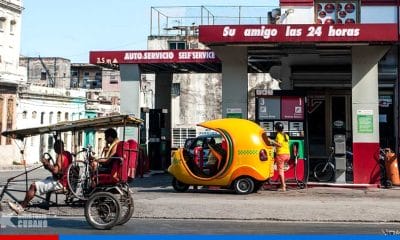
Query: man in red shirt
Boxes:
[{"xmin": 8, "ymin": 140, "xmax": 72, "ymax": 214}]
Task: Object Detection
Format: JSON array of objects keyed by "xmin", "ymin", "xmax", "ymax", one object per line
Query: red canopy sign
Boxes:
[
  {"xmin": 89, "ymin": 50, "xmax": 220, "ymax": 65},
  {"xmin": 199, "ymin": 24, "xmax": 398, "ymax": 44}
]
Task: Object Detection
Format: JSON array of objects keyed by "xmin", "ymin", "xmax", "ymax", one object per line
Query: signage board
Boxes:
[
  {"xmin": 357, "ymin": 110, "xmax": 373, "ymax": 133},
  {"xmin": 258, "ymin": 97, "xmax": 280, "ymax": 120},
  {"xmin": 90, "ymin": 50, "xmax": 220, "ymax": 65},
  {"xmin": 281, "ymin": 96, "xmax": 304, "ymax": 120},
  {"xmin": 226, "ymin": 108, "xmax": 243, "ymax": 119},
  {"xmin": 199, "ymin": 24, "xmax": 398, "ymax": 44}
]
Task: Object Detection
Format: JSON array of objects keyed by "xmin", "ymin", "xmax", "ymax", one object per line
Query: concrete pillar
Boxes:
[
  {"xmin": 352, "ymin": 46, "xmax": 389, "ymax": 184},
  {"xmin": 212, "ymin": 46, "xmax": 248, "ymax": 118},
  {"xmin": 119, "ymin": 64, "xmax": 141, "ymax": 139}
]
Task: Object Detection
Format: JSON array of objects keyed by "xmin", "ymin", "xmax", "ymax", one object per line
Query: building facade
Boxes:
[
  {"xmin": 0, "ymin": 0, "xmax": 26, "ymax": 166},
  {"xmin": 16, "ymin": 85, "xmax": 86, "ymax": 164},
  {"xmin": 20, "ymin": 57, "xmax": 71, "ymax": 88}
]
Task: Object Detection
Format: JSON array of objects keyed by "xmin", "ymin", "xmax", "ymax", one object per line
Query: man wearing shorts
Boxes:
[{"xmin": 8, "ymin": 140, "xmax": 72, "ymax": 214}]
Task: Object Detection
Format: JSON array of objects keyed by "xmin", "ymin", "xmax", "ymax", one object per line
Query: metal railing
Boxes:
[
  {"xmin": 150, "ymin": 5, "xmax": 279, "ymax": 36},
  {"xmin": 0, "ymin": 0, "xmax": 24, "ymax": 12}
]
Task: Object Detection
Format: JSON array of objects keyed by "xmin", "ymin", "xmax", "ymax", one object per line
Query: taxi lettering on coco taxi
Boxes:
[{"xmin": 168, "ymin": 118, "xmax": 274, "ymax": 194}]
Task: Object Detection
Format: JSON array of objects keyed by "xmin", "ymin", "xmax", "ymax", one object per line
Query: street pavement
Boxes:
[{"xmin": 1, "ymin": 166, "xmax": 400, "ymax": 224}]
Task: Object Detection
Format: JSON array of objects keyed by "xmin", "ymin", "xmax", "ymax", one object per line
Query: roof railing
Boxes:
[{"xmin": 150, "ymin": 5, "xmax": 279, "ymax": 36}]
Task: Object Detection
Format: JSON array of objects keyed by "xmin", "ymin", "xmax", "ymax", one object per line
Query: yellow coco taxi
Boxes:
[{"xmin": 168, "ymin": 118, "xmax": 274, "ymax": 194}]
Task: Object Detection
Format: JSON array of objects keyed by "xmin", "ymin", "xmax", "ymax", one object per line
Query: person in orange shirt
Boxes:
[
  {"xmin": 269, "ymin": 122, "xmax": 290, "ymax": 191},
  {"xmin": 92, "ymin": 128, "xmax": 120, "ymax": 173}
]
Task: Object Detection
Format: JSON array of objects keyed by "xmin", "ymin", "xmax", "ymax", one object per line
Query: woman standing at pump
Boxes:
[{"xmin": 269, "ymin": 122, "xmax": 290, "ymax": 191}]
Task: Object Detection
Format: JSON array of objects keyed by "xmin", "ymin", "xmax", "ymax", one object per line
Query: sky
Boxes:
[{"xmin": 21, "ymin": 0, "xmax": 279, "ymax": 63}]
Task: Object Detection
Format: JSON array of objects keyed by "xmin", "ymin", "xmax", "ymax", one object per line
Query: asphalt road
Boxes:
[
  {"xmin": 0, "ymin": 217, "xmax": 399, "ymax": 235},
  {"xmin": 1, "ymin": 167, "xmax": 400, "ymax": 235}
]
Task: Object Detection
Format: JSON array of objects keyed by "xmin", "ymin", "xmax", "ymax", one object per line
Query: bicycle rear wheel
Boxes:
[
  {"xmin": 67, "ymin": 160, "xmax": 92, "ymax": 200},
  {"xmin": 313, "ymin": 162, "xmax": 335, "ymax": 182}
]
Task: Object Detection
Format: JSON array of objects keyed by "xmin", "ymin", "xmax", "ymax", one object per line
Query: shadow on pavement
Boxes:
[{"xmin": 131, "ymin": 172, "xmax": 172, "ymax": 189}]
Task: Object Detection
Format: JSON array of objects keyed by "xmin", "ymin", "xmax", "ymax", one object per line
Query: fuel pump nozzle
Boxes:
[{"xmin": 293, "ymin": 142, "xmax": 299, "ymax": 165}]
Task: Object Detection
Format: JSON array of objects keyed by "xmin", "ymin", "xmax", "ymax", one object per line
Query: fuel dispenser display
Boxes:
[{"xmin": 255, "ymin": 91, "xmax": 307, "ymax": 187}]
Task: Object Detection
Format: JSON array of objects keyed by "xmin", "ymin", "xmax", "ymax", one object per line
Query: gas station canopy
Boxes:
[{"xmin": 89, "ymin": 23, "xmax": 397, "ymax": 74}]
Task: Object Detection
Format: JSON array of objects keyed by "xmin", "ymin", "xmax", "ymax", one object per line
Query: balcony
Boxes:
[{"xmin": 0, "ymin": 0, "xmax": 24, "ymax": 13}]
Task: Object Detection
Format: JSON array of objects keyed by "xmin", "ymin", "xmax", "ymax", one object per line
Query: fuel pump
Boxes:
[
  {"xmin": 148, "ymin": 109, "xmax": 169, "ymax": 170},
  {"xmin": 255, "ymin": 91, "xmax": 307, "ymax": 188}
]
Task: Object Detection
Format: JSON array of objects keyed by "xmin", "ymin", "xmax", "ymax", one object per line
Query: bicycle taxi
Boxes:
[{"xmin": 0, "ymin": 114, "xmax": 143, "ymax": 230}]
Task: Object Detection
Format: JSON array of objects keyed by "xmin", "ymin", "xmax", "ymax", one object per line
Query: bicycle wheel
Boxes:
[
  {"xmin": 84, "ymin": 191, "xmax": 121, "ymax": 230},
  {"xmin": 313, "ymin": 162, "xmax": 335, "ymax": 182},
  {"xmin": 117, "ymin": 189, "xmax": 134, "ymax": 225},
  {"xmin": 67, "ymin": 160, "xmax": 92, "ymax": 200}
]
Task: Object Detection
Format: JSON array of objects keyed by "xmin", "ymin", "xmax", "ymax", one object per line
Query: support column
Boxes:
[
  {"xmin": 352, "ymin": 46, "xmax": 389, "ymax": 184},
  {"xmin": 212, "ymin": 46, "xmax": 248, "ymax": 118},
  {"xmin": 119, "ymin": 64, "xmax": 141, "ymax": 139}
]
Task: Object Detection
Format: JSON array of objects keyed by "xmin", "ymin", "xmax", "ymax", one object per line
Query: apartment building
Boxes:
[{"xmin": 0, "ymin": 0, "xmax": 26, "ymax": 165}]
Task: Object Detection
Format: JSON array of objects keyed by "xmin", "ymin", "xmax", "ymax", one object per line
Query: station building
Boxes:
[{"xmin": 90, "ymin": 0, "xmax": 399, "ymax": 186}]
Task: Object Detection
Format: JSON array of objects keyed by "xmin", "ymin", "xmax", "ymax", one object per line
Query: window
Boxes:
[
  {"xmin": 48, "ymin": 136, "xmax": 53, "ymax": 152},
  {"xmin": 22, "ymin": 111, "xmax": 27, "ymax": 119},
  {"xmin": 169, "ymin": 41, "xmax": 186, "ymax": 50},
  {"xmin": 64, "ymin": 133, "xmax": 68, "ymax": 149},
  {"xmin": 57, "ymin": 111, "xmax": 61, "ymax": 122},
  {"xmin": 6, "ymin": 98, "xmax": 14, "ymax": 144},
  {"xmin": 0, "ymin": 16, "xmax": 5, "ymax": 32},
  {"xmin": 110, "ymin": 75, "xmax": 118, "ymax": 84},
  {"xmin": 49, "ymin": 112, "xmax": 53, "ymax": 124},
  {"xmin": 32, "ymin": 111, "xmax": 37, "ymax": 119},
  {"xmin": 41, "ymin": 71, "xmax": 47, "ymax": 80},
  {"xmin": 172, "ymin": 83, "xmax": 180, "ymax": 96},
  {"xmin": 315, "ymin": 1, "xmax": 359, "ymax": 24},
  {"xmin": 95, "ymin": 72, "xmax": 102, "ymax": 80},
  {"xmin": 41, "ymin": 112, "xmax": 45, "ymax": 124},
  {"xmin": 10, "ymin": 20, "xmax": 16, "ymax": 34},
  {"xmin": 64, "ymin": 112, "xmax": 69, "ymax": 121}
]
